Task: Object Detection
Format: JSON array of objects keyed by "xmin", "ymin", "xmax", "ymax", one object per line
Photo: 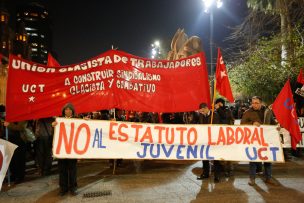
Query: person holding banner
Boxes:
[
  {"xmin": 214, "ymin": 98, "xmax": 235, "ymax": 177},
  {"xmin": 241, "ymin": 96, "xmax": 277, "ymax": 186},
  {"xmin": 196, "ymin": 103, "xmax": 222, "ymax": 183},
  {"xmin": 52, "ymin": 103, "xmax": 78, "ymax": 196},
  {"xmin": 214, "ymin": 98, "xmax": 234, "ymax": 125}
]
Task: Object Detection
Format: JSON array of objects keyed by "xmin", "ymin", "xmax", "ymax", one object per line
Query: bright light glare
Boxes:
[
  {"xmin": 154, "ymin": 40, "xmax": 160, "ymax": 47},
  {"xmin": 202, "ymin": 0, "xmax": 222, "ymax": 12},
  {"xmin": 151, "ymin": 40, "xmax": 161, "ymax": 58},
  {"xmin": 217, "ymin": 0, "xmax": 223, "ymax": 8},
  {"xmin": 202, "ymin": 0, "xmax": 212, "ymax": 9},
  {"xmin": 152, "ymin": 49, "xmax": 157, "ymax": 56}
]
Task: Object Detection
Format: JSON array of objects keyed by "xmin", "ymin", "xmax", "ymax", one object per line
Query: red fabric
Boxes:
[
  {"xmin": 158, "ymin": 113, "xmax": 163, "ymax": 123},
  {"xmin": 125, "ymin": 111, "xmax": 130, "ymax": 121},
  {"xmin": 47, "ymin": 53, "xmax": 60, "ymax": 67},
  {"xmin": 272, "ymin": 79, "xmax": 302, "ymax": 150},
  {"xmin": 6, "ymin": 50, "xmax": 210, "ymax": 122},
  {"xmin": 215, "ymin": 48, "xmax": 234, "ymax": 103},
  {"xmin": 297, "ymin": 69, "xmax": 304, "ymax": 85}
]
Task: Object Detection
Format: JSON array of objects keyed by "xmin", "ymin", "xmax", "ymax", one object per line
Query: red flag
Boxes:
[
  {"xmin": 47, "ymin": 53, "xmax": 60, "ymax": 67},
  {"xmin": 215, "ymin": 48, "xmax": 234, "ymax": 103},
  {"xmin": 297, "ymin": 69, "xmax": 304, "ymax": 85},
  {"xmin": 272, "ymin": 79, "xmax": 302, "ymax": 150},
  {"xmin": 6, "ymin": 51, "xmax": 210, "ymax": 122}
]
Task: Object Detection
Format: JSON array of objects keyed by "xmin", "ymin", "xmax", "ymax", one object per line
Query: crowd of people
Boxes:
[{"xmin": 0, "ymin": 96, "xmax": 303, "ymax": 196}]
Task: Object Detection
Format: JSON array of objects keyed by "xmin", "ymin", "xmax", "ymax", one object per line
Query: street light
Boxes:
[
  {"xmin": 151, "ymin": 40, "xmax": 161, "ymax": 59},
  {"xmin": 202, "ymin": 0, "xmax": 222, "ymax": 97}
]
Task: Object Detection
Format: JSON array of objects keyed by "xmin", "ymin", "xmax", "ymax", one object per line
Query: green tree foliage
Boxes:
[
  {"xmin": 227, "ymin": 0, "xmax": 304, "ymax": 103},
  {"xmin": 229, "ymin": 28, "xmax": 304, "ymax": 103},
  {"xmin": 247, "ymin": 0, "xmax": 277, "ymax": 13}
]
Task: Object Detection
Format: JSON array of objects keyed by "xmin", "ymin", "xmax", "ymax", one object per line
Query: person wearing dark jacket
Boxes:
[
  {"xmin": 52, "ymin": 103, "xmax": 78, "ymax": 196},
  {"xmin": 196, "ymin": 103, "xmax": 222, "ymax": 183},
  {"xmin": 35, "ymin": 117, "xmax": 55, "ymax": 176},
  {"xmin": 241, "ymin": 96, "xmax": 277, "ymax": 186},
  {"xmin": 4, "ymin": 121, "xmax": 27, "ymax": 184},
  {"xmin": 214, "ymin": 98, "xmax": 235, "ymax": 177},
  {"xmin": 214, "ymin": 98, "xmax": 234, "ymax": 125}
]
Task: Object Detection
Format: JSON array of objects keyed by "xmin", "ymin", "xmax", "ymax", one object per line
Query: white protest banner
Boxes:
[
  {"xmin": 236, "ymin": 118, "xmax": 304, "ymax": 148},
  {"xmin": 0, "ymin": 139, "xmax": 17, "ymax": 190},
  {"xmin": 53, "ymin": 118, "xmax": 284, "ymax": 162}
]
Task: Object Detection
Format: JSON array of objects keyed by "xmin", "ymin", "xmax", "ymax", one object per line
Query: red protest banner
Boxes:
[{"xmin": 6, "ymin": 50, "xmax": 210, "ymax": 122}]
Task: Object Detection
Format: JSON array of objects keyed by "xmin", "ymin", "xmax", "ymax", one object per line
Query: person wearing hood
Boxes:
[
  {"xmin": 52, "ymin": 103, "xmax": 78, "ymax": 196},
  {"xmin": 214, "ymin": 98, "xmax": 235, "ymax": 177}
]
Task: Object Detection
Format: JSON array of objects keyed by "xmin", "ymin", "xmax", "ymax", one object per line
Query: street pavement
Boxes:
[{"xmin": 0, "ymin": 156, "xmax": 304, "ymax": 203}]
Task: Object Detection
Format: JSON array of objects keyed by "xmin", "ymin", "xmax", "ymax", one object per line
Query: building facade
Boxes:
[
  {"xmin": 0, "ymin": 1, "xmax": 52, "ymax": 104},
  {"xmin": 0, "ymin": 7, "xmax": 13, "ymax": 104},
  {"xmin": 16, "ymin": 2, "xmax": 51, "ymax": 64}
]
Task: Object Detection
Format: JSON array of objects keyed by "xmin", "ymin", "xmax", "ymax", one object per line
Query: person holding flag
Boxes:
[
  {"xmin": 196, "ymin": 103, "xmax": 222, "ymax": 183},
  {"xmin": 210, "ymin": 48, "xmax": 234, "ymax": 123}
]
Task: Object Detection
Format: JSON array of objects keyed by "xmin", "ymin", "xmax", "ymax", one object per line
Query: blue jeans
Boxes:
[{"xmin": 249, "ymin": 162, "xmax": 272, "ymax": 179}]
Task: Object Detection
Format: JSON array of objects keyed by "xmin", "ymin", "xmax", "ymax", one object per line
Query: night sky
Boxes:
[{"xmin": 5, "ymin": 0, "xmax": 247, "ymax": 65}]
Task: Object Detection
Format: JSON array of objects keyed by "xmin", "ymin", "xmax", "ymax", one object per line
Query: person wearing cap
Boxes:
[
  {"xmin": 196, "ymin": 102, "xmax": 222, "ymax": 183},
  {"xmin": 52, "ymin": 103, "xmax": 78, "ymax": 196}
]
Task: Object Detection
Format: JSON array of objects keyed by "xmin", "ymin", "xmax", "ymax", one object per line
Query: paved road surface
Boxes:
[{"xmin": 0, "ymin": 157, "xmax": 303, "ymax": 202}]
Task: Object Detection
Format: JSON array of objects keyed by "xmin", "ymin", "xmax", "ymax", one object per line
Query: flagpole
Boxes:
[
  {"xmin": 112, "ymin": 43, "xmax": 117, "ymax": 175},
  {"xmin": 211, "ymin": 47, "xmax": 218, "ymax": 124},
  {"xmin": 210, "ymin": 79, "xmax": 216, "ymax": 124},
  {"xmin": 5, "ymin": 127, "xmax": 11, "ymax": 186}
]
